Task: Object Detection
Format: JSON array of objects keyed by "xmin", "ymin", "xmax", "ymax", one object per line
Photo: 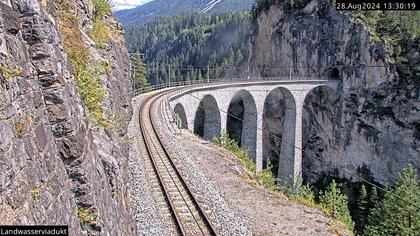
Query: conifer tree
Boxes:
[
  {"xmin": 368, "ymin": 186, "xmax": 379, "ymax": 210},
  {"xmin": 364, "ymin": 166, "xmax": 420, "ymax": 235},
  {"xmin": 355, "ymin": 184, "xmax": 368, "ymax": 234},
  {"xmin": 132, "ymin": 52, "xmax": 149, "ymax": 88},
  {"xmin": 319, "ymin": 180, "xmax": 355, "ymax": 231}
]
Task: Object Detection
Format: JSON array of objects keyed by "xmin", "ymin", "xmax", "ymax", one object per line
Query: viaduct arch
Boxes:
[
  {"xmin": 169, "ymin": 81, "xmax": 338, "ymax": 184},
  {"xmin": 174, "ymin": 103, "xmax": 188, "ymax": 129}
]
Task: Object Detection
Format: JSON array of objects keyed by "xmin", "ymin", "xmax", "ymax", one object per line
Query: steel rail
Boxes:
[{"xmin": 139, "ymin": 90, "xmax": 217, "ymax": 236}]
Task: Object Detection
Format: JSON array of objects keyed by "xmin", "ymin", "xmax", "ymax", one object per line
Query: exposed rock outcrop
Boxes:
[
  {"xmin": 251, "ymin": 0, "xmax": 419, "ymax": 184},
  {"xmin": 0, "ymin": 0, "xmax": 135, "ymax": 234}
]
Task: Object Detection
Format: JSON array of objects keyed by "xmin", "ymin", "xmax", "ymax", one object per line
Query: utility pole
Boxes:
[
  {"xmin": 168, "ymin": 65, "xmax": 171, "ymax": 86},
  {"xmin": 207, "ymin": 65, "xmax": 210, "ymax": 83},
  {"xmin": 289, "ymin": 67, "xmax": 292, "ymax": 79},
  {"xmin": 247, "ymin": 61, "xmax": 250, "ymax": 81},
  {"xmin": 156, "ymin": 62, "xmax": 159, "ymax": 85}
]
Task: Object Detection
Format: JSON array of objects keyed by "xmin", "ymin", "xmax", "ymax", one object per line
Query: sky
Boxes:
[{"xmin": 112, "ymin": 0, "xmax": 153, "ymax": 11}]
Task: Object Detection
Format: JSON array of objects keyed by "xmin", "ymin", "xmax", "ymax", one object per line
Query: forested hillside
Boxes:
[
  {"xmin": 116, "ymin": 0, "xmax": 253, "ymax": 27},
  {"xmin": 125, "ymin": 12, "xmax": 252, "ymax": 85}
]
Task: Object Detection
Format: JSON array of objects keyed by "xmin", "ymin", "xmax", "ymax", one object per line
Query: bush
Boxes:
[
  {"xmin": 294, "ymin": 184, "xmax": 316, "ymax": 206},
  {"xmin": 77, "ymin": 207, "xmax": 96, "ymax": 225},
  {"xmin": 30, "ymin": 187, "xmax": 40, "ymax": 199},
  {"xmin": 0, "ymin": 63, "xmax": 22, "ymax": 81},
  {"xmin": 213, "ymin": 132, "xmax": 255, "ymax": 174},
  {"xmin": 257, "ymin": 159, "xmax": 276, "ymax": 190},
  {"xmin": 213, "ymin": 132, "xmax": 277, "ymax": 189},
  {"xmin": 88, "ymin": 20, "xmax": 110, "ymax": 48},
  {"xmin": 92, "ymin": 0, "xmax": 112, "ymax": 18},
  {"xmin": 55, "ymin": 1, "xmax": 109, "ymax": 126},
  {"xmin": 75, "ymin": 63, "xmax": 108, "ymax": 126},
  {"xmin": 14, "ymin": 122, "xmax": 25, "ymax": 137}
]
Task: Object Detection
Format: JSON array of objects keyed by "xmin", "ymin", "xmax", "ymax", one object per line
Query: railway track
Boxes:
[{"xmin": 139, "ymin": 91, "xmax": 217, "ymax": 236}]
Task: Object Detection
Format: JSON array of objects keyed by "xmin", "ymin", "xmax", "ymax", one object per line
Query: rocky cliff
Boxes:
[
  {"xmin": 251, "ymin": 0, "xmax": 419, "ymax": 184},
  {"xmin": 0, "ymin": 0, "xmax": 135, "ymax": 235}
]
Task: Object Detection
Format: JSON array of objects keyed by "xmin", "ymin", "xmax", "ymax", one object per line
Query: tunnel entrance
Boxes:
[
  {"xmin": 193, "ymin": 95, "xmax": 221, "ymax": 140},
  {"xmin": 226, "ymin": 90, "xmax": 257, "ymax": 161}
]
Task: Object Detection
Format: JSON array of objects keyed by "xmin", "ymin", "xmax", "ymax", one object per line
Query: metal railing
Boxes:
[{"xmin": 132, "ymin": 76, "xmax": 333, "ymax": 96}]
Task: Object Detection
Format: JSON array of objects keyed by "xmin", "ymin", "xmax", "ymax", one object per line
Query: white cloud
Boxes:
[{"xmin": 112, "ymin": 0, "xmax": 153, "ymax": 10}]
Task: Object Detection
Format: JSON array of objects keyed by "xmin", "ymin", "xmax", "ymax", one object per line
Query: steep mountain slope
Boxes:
[
  {"xmin": 0, "ymin": 0, "xmax": 135, "ymax": 234},
  {"xmin": 115, "ymin": 0, "xmax": 253, "ymax": 27},
  {"xmin": 250, "ymin": 0, "xmax": 419, "ymax": 184}
]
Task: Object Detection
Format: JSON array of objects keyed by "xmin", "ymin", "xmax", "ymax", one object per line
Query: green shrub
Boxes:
[
  {"xmin": 0, "ymin": 63, "xmax": 22, "ymax": 81},
  {"xmin": 293, "ymin": 184, "xmax": 316, "ymax": 206},
  {"xmin": 213, "ymin": 132, "xmax": 256, "ymax": 174},
  {"xmin": 88, "ymin": 20, "xmax": 110, "ymax": 48},
  {"xmin": 213, "ymin": 132, "xmax": 277, "ymax": 189},
  {"xmin": 257, "ymin": 159, "xmax": 276, "ymax": 190},
  {"xmin": 30, "ymin": 187, "xmax": 40, "ymax": 199},
  {"xmin": 92, "ymin": 0, "xmax": 112, "ymax": 18},
  {"xmin": 55, "ymin": 2, "xmax": 109, "ymax": 127},
  {"xmin": 77, "ymin": 207, "xmax": 96, "ymax": 225},
  {"xmin": 75, "ymin": 63, "xmax": 108, "ymax": 126},
  {"xmin": 14, "ymin": 122, "xmax": 25, "ymax": 137},
  {"xmin": 174, "ymin": 113, "xmax": 182, "ymax": 129}
]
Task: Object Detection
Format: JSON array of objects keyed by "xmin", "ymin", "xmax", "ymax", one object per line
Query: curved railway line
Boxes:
[{"xmin": 139, "ymin": 91, "xmax": 217, "ymax": 236}]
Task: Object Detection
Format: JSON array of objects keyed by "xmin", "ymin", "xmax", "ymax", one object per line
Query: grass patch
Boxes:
[
  {"xmin": 213, "ymin": 132, "xmax": 354, "ymax": 233},
  {"xmin": 88, "ymin": 18, "xmax": 110, "ymax": 48},
  {"xmin": 30, "ymin": 187, "xmax": 40, "ymax": 199},
  {"xmin": 92, "ymin": 0, "xmax": 112, "ymax": 18},
  {"xmin": 53, "ymin": 1, "xmax": 110, "ymax": 127},
  {"xmin": 77, "ymin": 207, "xmax": 96, "ymax": 225},
  {"xmin": 14, "ymin": 122, "xmax": 25, "ymax": 137},
  {"xmin": 212, "ymin": 132, "xmax": 276, "ymax": 189},
  {"xmin": 75, "ymin": 63, "xmax": 108, "ymax": 126},
  {"xmin": 88, "ymin": 0, "xmax": 116, "ymax": 48},
  {"xmin": 0, "ymin": 63, "xmax": 22, "ymax": 81}
]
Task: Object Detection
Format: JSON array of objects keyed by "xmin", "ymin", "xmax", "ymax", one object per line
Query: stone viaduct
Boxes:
[{"xmin": 168, "ymin": 80, "xmax": 338, "ymax": 183}]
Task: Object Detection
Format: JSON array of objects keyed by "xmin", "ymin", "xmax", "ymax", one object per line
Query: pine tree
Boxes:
[
  {"xmin": 364, "ymin": 165, "xmax": 420, "ymax": 235},
  {"xmin": 319, "ymin": 180, "xmax": 355, "ymax": 231},
  {"xmin": 368, "ymin": 186, "xmax": 379, "ymax": 210},
  {"xmin": 355, "ymin": 184, "xmax": 368, "ymax": 234},
  {"xmin": 132, "ymin": 52, "xmax": 149, "ymax": 88}
]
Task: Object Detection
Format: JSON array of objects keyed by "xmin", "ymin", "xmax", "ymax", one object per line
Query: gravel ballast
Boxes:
[{"xmin": 127, "ymin": 93, "xmax": 168, "ymax": 235}]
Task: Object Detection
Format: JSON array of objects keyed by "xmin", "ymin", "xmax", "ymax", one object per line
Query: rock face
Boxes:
[
  {"xmin": 251, "ymin": 1, "xmax": 419, "ymax": 184},
  {"xmin": 0, "ymin": 0, "xmax": 135, "ymax": 235}
]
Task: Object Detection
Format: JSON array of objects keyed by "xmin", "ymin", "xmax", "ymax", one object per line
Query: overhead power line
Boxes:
[{"xmin": 183, "ymin": 91, "xmax": 420, "ymax": 211}]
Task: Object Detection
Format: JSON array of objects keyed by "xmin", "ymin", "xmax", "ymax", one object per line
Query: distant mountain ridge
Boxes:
[{"xmin": 115, "ymin": 0, "xmax": 254, "ymax": 28}]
